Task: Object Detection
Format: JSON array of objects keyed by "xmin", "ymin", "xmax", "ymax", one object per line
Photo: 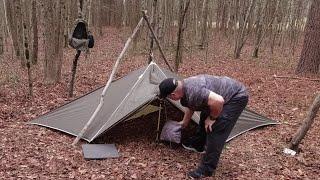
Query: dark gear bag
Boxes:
[
  {"xmin": 88, "ymin": 33, "xmax": 94, "ymax": 48},
  {"xmin": 69, "ymin": 19, "xmax": 94, "ymax": 51}
]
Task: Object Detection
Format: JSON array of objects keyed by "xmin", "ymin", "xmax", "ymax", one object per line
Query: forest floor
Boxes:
[{"xmin": 0, "ymin": 27, "xmax": 320, "ymax": 179}]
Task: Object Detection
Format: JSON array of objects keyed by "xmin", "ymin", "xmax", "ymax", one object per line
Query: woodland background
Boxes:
[{"xmin": 0, "ymin": 0, "xmax": 320, "ymax": 179}]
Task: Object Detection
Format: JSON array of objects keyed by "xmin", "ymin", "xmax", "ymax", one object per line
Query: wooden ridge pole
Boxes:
[
  {"xmin": 142, "ymin": 10, "xmax": 173, "ymax": 72},
  {"xmin": 72, "ymin": 17, "xmax": 145, "ymax": 146}
]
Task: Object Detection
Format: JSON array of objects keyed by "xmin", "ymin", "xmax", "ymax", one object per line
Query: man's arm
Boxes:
[
  {"xmin": 204, "ymin": 91, "xmax": 224, "ymax": 132},
  {"xmin": 180, "ymin": 108, "xmax": 194, "ymax": 128},
  {"xmin": 207, "ymin": 91, "xmax": 224, "ymax": 119}
]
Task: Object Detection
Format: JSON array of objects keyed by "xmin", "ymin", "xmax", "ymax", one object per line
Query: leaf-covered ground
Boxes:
[{"xmin": 1, "ymin": 28, "xmax": 320, "ymax": 179}]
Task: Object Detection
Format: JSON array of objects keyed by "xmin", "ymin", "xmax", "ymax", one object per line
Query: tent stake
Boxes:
[
  {"xmin": 142, "ymin": 10, "xmax": 174, "ymax": 72},
  {"xmin": 72, "ymin": 17, "xmax": 145, "ymax": 146}
]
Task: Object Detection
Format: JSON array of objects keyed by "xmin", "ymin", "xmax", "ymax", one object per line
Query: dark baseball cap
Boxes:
[{"xmin": 158, "ymin": 78, "xmax": 178, "ymax": 99}]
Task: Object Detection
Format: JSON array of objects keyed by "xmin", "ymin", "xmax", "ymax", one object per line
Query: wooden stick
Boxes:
[
  {"xmin": 142, "ymin": 10, "xmax": 174, "ymax": 72},
  {"xmin": 68, "ymin": 50, "xmax": 81, "ymax": 97},
  {"xmin": 273, "ymin": 74, "xmax": 320, "ymax": 82},
  {"xmin": 289, "ymin": 93, "xmax": 320, "ymax": 151},
  {"xmin": 156, "ymin": 101, "xmax": 162, "ymax": 142},
  {"xmin": 72, "ymin": 17, "xmax": 144, "ymax": 146}
]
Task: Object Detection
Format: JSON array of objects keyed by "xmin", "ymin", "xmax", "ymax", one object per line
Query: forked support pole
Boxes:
[{"xmin": 72, "ymin": 17, "xmax": 145, "ymax": 146}]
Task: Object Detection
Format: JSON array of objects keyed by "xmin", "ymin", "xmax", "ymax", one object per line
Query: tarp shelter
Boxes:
[{"xmin": 29, "ymin": 62, "xmax": 278, "ymax": 142}]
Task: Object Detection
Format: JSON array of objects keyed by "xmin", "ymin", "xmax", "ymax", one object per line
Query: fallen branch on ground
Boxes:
[{"xmin": 273, "ymin": 75, "xmax": 320, "ymax": 82}]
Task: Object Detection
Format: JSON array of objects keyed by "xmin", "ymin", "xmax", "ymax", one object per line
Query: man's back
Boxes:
[{"xmin": 181, "ymin": 75, "xmax": 247, "ymax": 110}]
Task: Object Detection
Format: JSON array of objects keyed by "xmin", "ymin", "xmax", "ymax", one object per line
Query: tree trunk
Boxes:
[
  {"xmin": 87, "ymin": 0, "xmax": 92, "ymax": 28},
  {"xmin": 175, "ymin": 0, "xmax": 190, "ymax": 72},
  {"xmin": 252, "ymin": 0, "xmax": 264, "ymax": 58},
  {"xmin": 31, "ymin": 0, "xmax": 38, "ymax": 64},
  {"xmin": 157, "ymin": 0, "xmax": 164, "ymax": 43},
  {"xmin": 0, "ymin": 3, "xmax": 3, "ymax": 55},
  {"xmin": 64, "ymin": 0, "xmax": 70, "ymax": 48},
  {"xmin": 122, "ymin": 0, "xmax": 127, "ymax": 26},
  {"xmin": 148, "ymin": 0, "xmax": 158, "ymax": 64},
  {"xmin": 98, "ymin": 0, "xmax": 103, "ymax": 36},
  {"xmin": 296, "ymin": 0, "xmax": 320, "ymax": 74},
  {"xmin": 15, "ymin": 0, "xmax": 24, "ymax": 65},
  {"xmin": 200, "ymin": 0, "xmax": 209, "ymax": 49},
  {"xmin": 5, "ymin": 0, "xmax": 19, "ymax": 59},
  {"xmin": 7, "ymin": 0, "xmax": 24, "ymax": 63},
  {"xmin": 270, "ymin": 0, "xmax": 281, "ymax": 54},
  {"xmin": 0, "ymin": 35, "xmax": 3, "ymax": 56},
  {"xmin": 69, "ymin": 50, "xmax": 81, "ymax": 97},
  {"xmin": 252, "ymin": 0, "xmax": 278, "ymax": 58},
  {"xmin": 289, "ymin": 0, "xmax": 303, "ymax": 56},
  {"xmin": 234, "ymin": 0, "xmax": 256, "ymax": 59},
  {"xmin": 21, "ymin": 0, "xmax": 33, "ymax": 97},
  {"xmin": 43, "ymin": 1, "xmax": 65, "ymax": 84},
  {"xmin": 289, "ymin": 93, "xmax": 320, "ymax": 151},
  {"xmin": 2, "ymin": 0, "xmax": 14, "ymax": 56},
  {"xmin": 0, "ymin": 0, "xmax": 5, "ymax": 56}
]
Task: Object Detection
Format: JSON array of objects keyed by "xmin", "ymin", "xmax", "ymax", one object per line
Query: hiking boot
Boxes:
[
  {"xmin": 182, "ymin": 140, "xmax": 205, "ymax": 154},
  {"xmin": 187, "ymin": 168, "xmax": 213, "ymax": 179}
]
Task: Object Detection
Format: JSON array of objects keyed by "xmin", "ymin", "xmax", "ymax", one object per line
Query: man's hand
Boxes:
[
  {"xmin": 180, "ymin": 108, "xmax": 194, "ymax": 129},
  {"xmin": 205, "ymin": 118, "xmax": 215, "ymax": 133},
  {"xmin": 179, "ymin": 120, "xmax": 188, "ymax": 129}
]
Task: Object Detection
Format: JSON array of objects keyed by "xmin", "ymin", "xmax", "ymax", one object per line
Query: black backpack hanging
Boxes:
[{"xmin": 69, "ymin": 19, "xmax": 94, "ymax": 51}]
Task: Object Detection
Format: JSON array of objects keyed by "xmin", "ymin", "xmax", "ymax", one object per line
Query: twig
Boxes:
[{"xmin": 273, "ymin": 75, "xmax": 320, "ymax": 82}]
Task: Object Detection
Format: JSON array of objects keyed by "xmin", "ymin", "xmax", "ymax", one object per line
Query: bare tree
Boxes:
[
  {"xmin": 6, "ymin": 0, "xmax": 24, "ymax": 62},
  {"xmin": 148, "ymin": 0, "xmax": 158, "ymax": 64},
  {"xmin": 1, "ymin": 0, "xmax": 14, "ymax": 57},
  {"xmin": 122, "ymin": 0, "xmax": 128, "ymax": 26},
  {"xmin": 216, "ymin": 0, "xmax": 228, "ymax": 33},
  {"xmin": 270, "ymin": 0, "xmax": 283, "ymax": 54},
  {"xmin": 0, "ymin": 0, "xmax": 4, "ymax": 56},
  {"xmin": 64, "ymin": 0, "xmax": 71, "ymax": 48},
  {"xmin": 175, "ymin": 0, "xmax": 190, "ymax": 72},
  {"xmin": 97, "ymin": 0, "xmax": 103, "ymax": 36},
  {"xmin": 15, "ymin": 0, "xmax": 24, "ymax": 65},
  {"xmin": 234, "ymin": 0, "xmax": 256, "ymax": 59},
  {"xmin": 156, "ymin": 0, "xmax": 165, "ymax": 43},
  {"xmin": 296, "ymin": 0, "xmax": 320, "ymax": 74},
  {"xmin": 21, "ymin": 0, "xmax": 33, "ymax": 97},
  {"xmin": 252, "ymin": 0, "xmax": 278, "ymax": 58},
  {"xmin": 43, "ymin": 1, "xmax": 65, "ymax": 84},
  {"xmin": 31, "ymin": 0, "xmax": 38, "ymax": 64},
  {"xmin": 69, "ymin": 0, "xmax": 86, "ymax": 97},
  {"xmin": 199, "ymin": 0, "xmax": 210, "ymax": 49}
]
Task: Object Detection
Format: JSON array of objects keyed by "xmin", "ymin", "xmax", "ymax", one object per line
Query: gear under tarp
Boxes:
[{"xmin": 29, "ymin": 62, "xmax": 278, "ymax": 142}]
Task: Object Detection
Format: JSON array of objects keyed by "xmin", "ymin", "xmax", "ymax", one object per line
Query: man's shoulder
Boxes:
[
  {"xmin": 183, "ymin": 75, "xmax": 206, "ymax": 86},
  {"xmin": 184, "ymin": 74, "xmax": 208, "ymax": 82}
]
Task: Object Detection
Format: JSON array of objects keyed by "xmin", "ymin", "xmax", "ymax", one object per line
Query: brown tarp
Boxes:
[{"xmin": 29, "ymin": 62, "xmax": 278, "ymax": 142}]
